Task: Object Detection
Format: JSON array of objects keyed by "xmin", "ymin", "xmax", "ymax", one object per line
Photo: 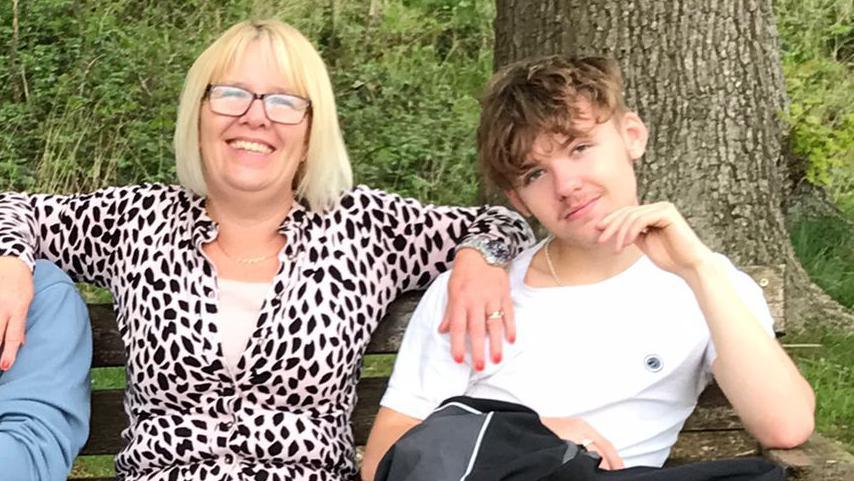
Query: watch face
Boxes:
[{"xmin": 485, "ymin": 239, "xmax": 511, "ymax": 262}]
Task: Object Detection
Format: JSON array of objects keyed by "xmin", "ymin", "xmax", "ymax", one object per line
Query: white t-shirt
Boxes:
[
  {"xmin": 381, "ymin": 240, "xmax": 775, "ymax": 468},
  {"xmin": 215, "ymin": 278, "xmax": 270, "ymax": 372}
]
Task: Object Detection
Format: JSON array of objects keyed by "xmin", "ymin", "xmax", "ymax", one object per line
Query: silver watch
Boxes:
[{"xmin": 456, "ymin": 236, "xmax": 512, "ymax": 267}]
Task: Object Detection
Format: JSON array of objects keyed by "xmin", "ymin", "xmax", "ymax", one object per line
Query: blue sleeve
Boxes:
[{"xmin": 0, "ymin": 261, "xmax": 92, "ymax": 481}]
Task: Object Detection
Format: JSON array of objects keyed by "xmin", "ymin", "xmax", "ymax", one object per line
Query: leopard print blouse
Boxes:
[{"xmin": 0, "ymin": 183, "xmax": 534, "ymax": 481}]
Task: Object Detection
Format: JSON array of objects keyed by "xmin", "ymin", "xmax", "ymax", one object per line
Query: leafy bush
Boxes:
[
  {"xmin": 776, "ymin": 0, "xmax": 854, "ymax": 213},
  {"xmin": 0, "ymin": 0, "xmax": 493, "ymax": 206}
]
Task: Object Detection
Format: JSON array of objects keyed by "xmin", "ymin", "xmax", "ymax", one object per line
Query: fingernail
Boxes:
[
  {"xmin": 493, "ymin": 354, "xmax": 502, "ymax": 363},
  {"xmin": 454, "ymin": 355, "xmax": 464, "ymax": 364},
  {"xmin": 475, "ymin": 361, "xmax": 484, "ymax": 371},
  {"xmin": 1, "ymin": 361, "xmax": 9, "ymax": 371},
  {"xmin": 509, "ymin": 335, "xmax": 516, "ymax": 344}
]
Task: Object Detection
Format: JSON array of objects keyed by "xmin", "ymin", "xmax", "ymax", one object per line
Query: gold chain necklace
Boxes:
[
  {"xmin": 216, "ymin": 241, "xmax": 278, "ymax": 265},
  {"xmin": 543, "ymin": 235, "xmax": 564, "ymax": 287}
]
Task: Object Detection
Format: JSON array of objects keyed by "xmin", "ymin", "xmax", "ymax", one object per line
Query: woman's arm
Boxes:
[
  {"xmin": 354, "ymin": 186, "xmax": 535, "ymax": 368},
  {"xmin": 0, "ymin": 183, "xmax": 166, "ymax": 368},
  {"xmin": 0, "ymin": 186, "xmax": 144, "ymax": 283}
]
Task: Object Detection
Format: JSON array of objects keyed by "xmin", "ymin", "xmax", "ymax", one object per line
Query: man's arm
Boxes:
[
  {"xmin": 688, "ymin": 259, "xmax": 814, "ymax": 448},
  {"xmin": 597, "ymin": 202, "xmax": 814, "ymax": 449},
  {"xmin": 362, "ymin": 408, "xmax": 422, "ymax": 481},
  {"xmin": 361, "ymin": 272, "xmax": 474, "ymax": 480},
  {"xmin": 0, "ymin": 261, "xmax": 92, "ymax": 481}
]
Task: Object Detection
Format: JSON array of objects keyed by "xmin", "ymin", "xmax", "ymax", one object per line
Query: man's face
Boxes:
[{"xmin": 506, "ymin": 104, "xmax": 648, "ymax": 249}]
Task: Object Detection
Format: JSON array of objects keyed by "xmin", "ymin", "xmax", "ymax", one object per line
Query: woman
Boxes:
[{"xmin": 0, "ymin": 19, "xmax": 533, "ymax": 481}]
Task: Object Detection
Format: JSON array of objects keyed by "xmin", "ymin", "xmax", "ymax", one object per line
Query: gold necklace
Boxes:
[
  {"xmin": 216, "ymin": 241, "xmax": 278, "ymax": 265},
  {"xmin": 543, "ymin": 235, "xmax": 564, "ymax": 287}
]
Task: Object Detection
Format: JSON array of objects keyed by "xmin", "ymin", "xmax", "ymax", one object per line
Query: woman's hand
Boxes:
[
  {"xmin": 439, "ymin": 248, "xmax": 514, "ymax": 371},
  {"xmin": 540, "ymin": 416, "xmax": 624, "ymax": 470},
  {"xmin": 0, "ymin": 256, "xmax": 33, "ymax": 371}
]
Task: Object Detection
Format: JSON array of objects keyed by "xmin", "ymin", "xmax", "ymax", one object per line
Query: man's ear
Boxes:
[
  {"xmin": 620, "ymin": 112, "xmax": 649, "ymax": 161},
  {"xmin": 505, "ymin": 189, "xmax": 531, "ymax": 217}
]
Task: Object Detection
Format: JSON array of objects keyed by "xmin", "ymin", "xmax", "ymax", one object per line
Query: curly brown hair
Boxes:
[{"xmin": 477, "ymin": 55, "xmax": 627, "ymax": 190}]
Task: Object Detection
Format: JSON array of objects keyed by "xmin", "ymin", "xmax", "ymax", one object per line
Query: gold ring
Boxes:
[{"xmin": 486, "ymin": 310, "xmax": 504, "ymax": 320}]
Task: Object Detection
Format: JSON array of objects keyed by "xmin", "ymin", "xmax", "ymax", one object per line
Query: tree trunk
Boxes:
[{"xmin": 492, "ymin": 0, "xmax": 853, "ymax": 332}]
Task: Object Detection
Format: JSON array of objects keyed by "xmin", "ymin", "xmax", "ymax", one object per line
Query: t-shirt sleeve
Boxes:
[
  {"xmin": 380, "ymin": 272, "xmax": 474, "ymax": 420},
  {"xmin": 702, "ymin": 255, "xmax": 777, "ymax": 373}
]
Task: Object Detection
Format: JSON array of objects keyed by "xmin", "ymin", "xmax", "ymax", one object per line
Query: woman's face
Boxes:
[{"xmin": 199, "ymin": 40, "xmax": 309, "ymax": 202}]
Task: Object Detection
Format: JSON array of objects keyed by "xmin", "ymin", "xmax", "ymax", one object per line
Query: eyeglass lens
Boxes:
[{"xmin": 208, "ymin": 86, "xmax": 308, "ymax": 124}]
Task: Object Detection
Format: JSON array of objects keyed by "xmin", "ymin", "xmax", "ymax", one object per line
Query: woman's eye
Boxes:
[
  {"xmin": 268, "ymin": 95, "xmax": 300, "ymax": 109},
  {"xmin": 218, "ymin": 87, "xmax": 248, "ymax": 99}
]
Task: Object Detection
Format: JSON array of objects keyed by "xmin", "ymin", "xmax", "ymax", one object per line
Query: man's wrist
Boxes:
[{"xmin": 682, "ymin": 253, "xmax": 726, "ymax": 290}]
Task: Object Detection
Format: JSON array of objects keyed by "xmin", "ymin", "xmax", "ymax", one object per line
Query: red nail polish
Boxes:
[
  {"xmin": 454, "ymin": 355, "xmax": 464, "ymax": 364},
  {"xmin": 1, "ymin": 361, "xmax": 9, "ymax": 371},
  {"xmin": 493, "ymin": 354, "xmax": 502, "ymax": 363},
  {"xmin": 475, "ymin": 361, "xmax": 484, "ymax": 371}
]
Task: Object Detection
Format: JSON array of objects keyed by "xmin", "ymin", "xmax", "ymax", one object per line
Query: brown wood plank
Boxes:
[
  {"xmin": 667, "ymin": 430, "xmax": 760, "ymax": 465},
  {"xmin": 83, "ymin": 264, "xmax": 785, "ymax": 462},
  {"xmin": 683, "ymin": 383, "xmax": 743, "ymax": 431},
  {"xmin": 365, "ymin": 290, "xmax": 422, "ymax": 354},
  {"xmin": 765, "ymin": 433, "xmax": 854, "ymax": 481},
  {"xmin": 88, "ymin": 264, "xmax": 784, "ymax": 368},
  {"xmin": 89, "ymin": 304, "xmax": 125, "ymax": 368},
  {"xmin": 742, "ymin": 264, "xmax": 785, "ymax": 334},
  {"xmin": 82, "ymin": 390, "xmax": 126, "ymax": 455},
  {"xmin": 353, "ymin": 377, "xmax": 387, "ymax": 445},
  {"xmin": 85, "ymin": 377, "xmax": 389, "ymax": 456}
]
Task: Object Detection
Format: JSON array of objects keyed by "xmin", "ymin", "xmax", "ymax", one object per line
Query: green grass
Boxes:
[
  {"xmin": 789, "ymin": 215, "xmax": 854, "ymax": 308},
  {"xmin": 785, "ymin": 329, "xmax": 854, "ymax": 452}
]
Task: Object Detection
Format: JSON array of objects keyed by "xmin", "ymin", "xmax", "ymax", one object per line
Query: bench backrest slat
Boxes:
[{"xmin": 79, "ymin": 265, "xmax": 785, "ymax": 466}]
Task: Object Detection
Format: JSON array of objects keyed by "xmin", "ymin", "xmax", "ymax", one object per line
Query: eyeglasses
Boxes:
[{"xmin": 204, "ymin": 84, "xmax": 311, "ymax": 125}]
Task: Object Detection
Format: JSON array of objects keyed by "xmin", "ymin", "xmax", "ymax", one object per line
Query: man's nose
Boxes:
[{"xmin": 553, "ymin": 164, "xmax": 582, "ymax": 198}]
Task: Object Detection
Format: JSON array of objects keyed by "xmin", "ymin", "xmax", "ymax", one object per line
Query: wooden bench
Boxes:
[{"xmin": 72, "ymin": 266, "xmax": 854, "ymax": 481}]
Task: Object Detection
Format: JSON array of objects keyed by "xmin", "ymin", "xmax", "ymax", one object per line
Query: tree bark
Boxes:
[{"xmin": 492, "ymin": 0, "xmax": 853, "ymax": 331}]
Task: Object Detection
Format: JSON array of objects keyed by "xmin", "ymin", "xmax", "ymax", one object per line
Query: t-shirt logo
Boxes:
[{"xmin": 644, "ymin": 354, "xmax": 663, "ymax": 372}]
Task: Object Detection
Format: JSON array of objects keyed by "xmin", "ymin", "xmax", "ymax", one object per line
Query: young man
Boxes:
[
  {"xmin": 361, "ymin": 56, "xmax": 814, "ymax": 480},
  {"xmin": 0, "ymin": 260, "xmax": 91, "ymax": 480}
]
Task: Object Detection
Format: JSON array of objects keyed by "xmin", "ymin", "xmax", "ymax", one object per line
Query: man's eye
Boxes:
[
  {"xmin": 572, "ymin": 143, "xmax": 592, "ymax": 155},
  {"xmin": 522, "ymin": 168, "xmax": 545, "ymax": 185}
]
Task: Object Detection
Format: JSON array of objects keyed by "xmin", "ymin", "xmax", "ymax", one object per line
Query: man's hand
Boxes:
[
  {"xmin": 596, "ymin": 202, "xmax": 715, "ymax": 280},
  {"xmin": 540, "ymin": 416, "xmax": 624, "ymax": 470},
  {"xmin": 439, "ymin": 248, "xmax": 514, "ymax": 370},
  {"xmin": 0, "ymin": 256, "xmax": 33, "ymax": 371}
]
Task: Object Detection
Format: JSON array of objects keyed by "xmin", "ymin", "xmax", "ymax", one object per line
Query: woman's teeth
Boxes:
[{"xmin": 229, "ymin": 140, "xmax": 273, "ymax": 154}]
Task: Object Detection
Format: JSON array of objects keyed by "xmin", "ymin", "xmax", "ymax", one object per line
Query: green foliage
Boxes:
[
  {"xmin": 776, "ymin": 0, "xmax": 854, "ymax": 209},
  {"xmin": 787, "ymin": 329, "xmax": 854, "ymax": 451},
  {"xmin": 0, "ymin": 0, "xmax": 492, "ymax": 205},
  {"xmin": 789, "ymin": 215, "xmax": 854, "ymax": 308}
]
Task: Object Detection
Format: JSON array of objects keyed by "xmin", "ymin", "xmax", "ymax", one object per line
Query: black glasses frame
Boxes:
[{"xmin": 204, "ymin": 84, "xmax": 312, "ymax": 125}]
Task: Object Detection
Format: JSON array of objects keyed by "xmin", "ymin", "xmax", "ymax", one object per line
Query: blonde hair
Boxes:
[{"xmin": 174, "ymin": 19, "xmax": 352, "ymax": 211}]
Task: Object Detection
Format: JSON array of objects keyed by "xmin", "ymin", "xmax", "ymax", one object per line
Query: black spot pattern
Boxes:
[{"xmin": 0, "ymin": 183, "xmax": 534, "ymax": 481}]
